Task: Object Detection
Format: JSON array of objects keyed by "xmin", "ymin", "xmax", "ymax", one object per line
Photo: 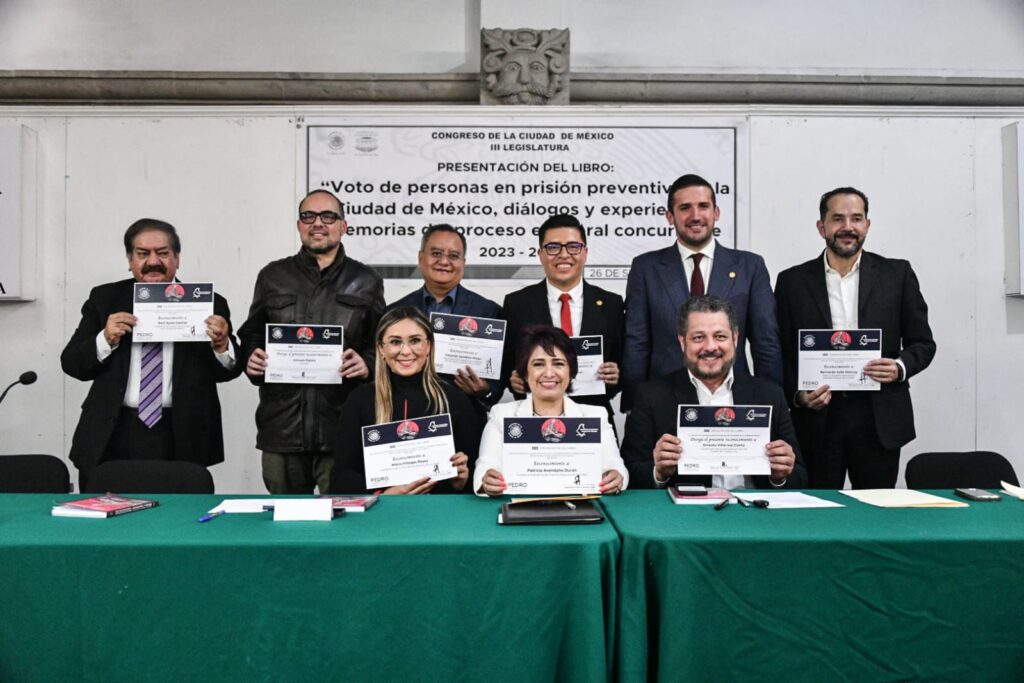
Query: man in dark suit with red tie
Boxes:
[
  {"xmin": 775, "ymin": 187, "xmax": 935, "ymax": 488},
  {"xmin": 61, "ymin": 219, "xmax": 241, "ymax": 489},
  {"xmin": 622, "ymin": 174, "xmax": 782, "ymax": 410},
  {"xmin": 501, "ymin": 214, "xmax": 624, "ymax": 430}
]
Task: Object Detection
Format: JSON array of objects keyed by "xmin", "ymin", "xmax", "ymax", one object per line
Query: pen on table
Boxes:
[
  {"xmin": 198, "ymin": 510, "xmax": 226, "ymax": 523},
  {"xmin": 564, "ymin": 500, "xmax": 577, "ymax": 510},
  {"xmin": 735, "ymin": 496, "xmax": 751, "ymax": 508},
  {"xmin": 714, "ymin": 498, "xmax": 731, "ymax": 511}
]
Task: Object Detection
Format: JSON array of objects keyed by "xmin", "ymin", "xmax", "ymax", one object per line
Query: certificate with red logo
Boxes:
[
  {"xmin": 265, "ymin": 324, "xmax": 344, "ymax": 384},
  {"xmin": 676, "ymin": 405, "xmax": 772, "ymax": 476},
  {"xmin": 362, "ymin": 414, "xmax": 457, "ymax": 489},
  {"xmin": 797, "ymin": 328, "xmax": 881, "ymax": 391},
  {"xmin": 501, "ymin": 416, "xmax": 602, "ymax": 495},
  {"xmin": 132, "ymin": 282, "xmax": 214, "ymax": 342},
  {"xmin": 429, "ymin": 312, "xmax": 505, "ymax": 380}
]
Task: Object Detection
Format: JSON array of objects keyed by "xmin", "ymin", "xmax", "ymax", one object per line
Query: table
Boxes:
[
  {"xmin": 0, "ymin": 494, "xmax": 619, "ymax": 682},
  {"xmin": 603, "ymin": 489, "xmax": 1024, "ymax": 681}
]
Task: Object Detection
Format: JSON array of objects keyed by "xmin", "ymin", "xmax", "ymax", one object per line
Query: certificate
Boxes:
[
  {"xmin": 429, "ymin": 312, "xmax": 505, "ymax": 380},
  {"xmin": 568, "ymin": 335, "xmax": 604, "ymax": 397},
  {"xmin": 362, "ymin": 414, "xmax": 457, "ymax": 489},
  {"xmin": 501, "ymin": 416, "xmax": 602, "ymax": 495},
  {"xmin": 132, "ymin": 282, "xmax": 214, "ymax": 342},
  {"xmin": 797, "ymin": 329, "xmax": 882, "ymax": 391},
  {"xmin": 676, "ymin": 405, "xmax": 772, "ymax": 476},
  {"xmin": 265, "ymin": 324, "xmax": 344, "ymax": 384}
]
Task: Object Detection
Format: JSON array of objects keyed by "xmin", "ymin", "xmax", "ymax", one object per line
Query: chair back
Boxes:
[
  {"xmin": 0, "ymin": 454, "xmax": 71, "ymax": 493},
  {"xmin": 904, "ymin": 451, "xmax": 1019, "ymax": 489},
  {"xmin": 83, "ymin": 460, "xmax": 214, "ymax": 494}
]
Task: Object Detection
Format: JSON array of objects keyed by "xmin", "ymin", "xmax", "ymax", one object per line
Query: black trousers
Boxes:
[
  {"xmin": 80, "ymin": 407, "xmax": 176, "ymax": 491},
  {"xmin": 809, "ymin": 393, "xmax": 900, "ymax": 489}
]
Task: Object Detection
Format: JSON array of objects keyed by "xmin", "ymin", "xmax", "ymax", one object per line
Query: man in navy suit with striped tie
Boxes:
[
  {"xmin": 61, "ymin": 219, "xmax": 241, "ymax": 489},
  {"xmin": 622, "ymin": 174, "xmax": 782, "ymax": 410}
]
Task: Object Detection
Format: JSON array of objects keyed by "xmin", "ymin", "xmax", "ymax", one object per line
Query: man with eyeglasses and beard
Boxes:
[
  {"xmin": 386, "ymin": 224, "xmax": 503, "ymax": 409},
  {"xmin": 775, "ymin": 187, "xmax": 935, "ymax": 489},
  {"xmin": 500, "ymin": 214, "xmax": 625, "ymax": 432},
  {"xmin": 239, "ymin": 190, "xmax": 385, "ymax": 494}
]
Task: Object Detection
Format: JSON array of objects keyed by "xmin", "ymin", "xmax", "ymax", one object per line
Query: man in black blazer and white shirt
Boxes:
[
  {"xmin": 501, "ymin": 214, "xmax": 624, "ymax": 430},
  {"xmin": 61, "ymin": 219, "xmax": 241, "ymax": 489},
  {"xmin": 621, "ymin": 295, "xmax": 805, "ymax": 489},
  {"xmin": 774, "ymin": 187, "xmax": 935, "ymax": 488}
]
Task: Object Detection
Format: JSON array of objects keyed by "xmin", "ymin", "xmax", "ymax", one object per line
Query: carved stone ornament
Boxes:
[{"xmin": 481, "ymin": 28, "xmax": 570, "ymax": 105}]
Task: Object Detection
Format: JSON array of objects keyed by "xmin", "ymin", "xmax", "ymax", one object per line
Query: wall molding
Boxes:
[{"xmin": 2, "ymin": 70, "xmax": 1024, "ymax": 107}]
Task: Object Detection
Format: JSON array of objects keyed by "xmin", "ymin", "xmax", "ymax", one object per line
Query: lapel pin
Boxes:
[
  {"xmin": 596, "ymin": 299, "xmax": 604, "ymax": 306},
  {"xmin": 729, "ymin": 272, "xmax": 736, "ymax": 279}
]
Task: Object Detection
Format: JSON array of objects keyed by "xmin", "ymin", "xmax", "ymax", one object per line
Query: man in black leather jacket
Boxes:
[{"xmin": 239, "ymin": 190, "xmax": 385, "ymax": 494}]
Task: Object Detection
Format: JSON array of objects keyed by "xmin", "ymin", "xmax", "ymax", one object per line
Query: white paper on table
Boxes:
[
  {"xmin": 838, "ymin": 489, "xmax": 967, "ymax": 508},
  {"xmin": 209, "ymin": 499, "xmax": 283, "ymax": 514},
  {"xmin": 272, "ymin": 499, "xmax": 334, "ymax": 521},
  {"xmin": 1000, "ymin": 481, "xmax": 1024, "ymax": 500},
  {"xmin": 733, "ymin": 492, "xmax": 845, "ymax": 509}
]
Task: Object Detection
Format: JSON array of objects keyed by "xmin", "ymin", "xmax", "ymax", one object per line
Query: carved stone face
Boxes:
[{"xmin": 492, "ymin": 50, "xmax": 553, "ymax": 104}]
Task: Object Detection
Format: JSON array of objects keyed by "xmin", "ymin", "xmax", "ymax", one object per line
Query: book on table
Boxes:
[
  {"xmin": 52, "ymin": 494, "xmax": 159, "ymax": 518},
  {"xmin": 499, "ymin": 496, "xmax": 604, "ymax": 525},
  {"xmin": 321, "ymin": 494, "xmax": 380, "ymax": 512}
]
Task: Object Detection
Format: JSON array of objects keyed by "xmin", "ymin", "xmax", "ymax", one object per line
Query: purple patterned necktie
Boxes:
[{"xmin": 138, "ymin": 342, "xmax": 163, "ymax": 427}]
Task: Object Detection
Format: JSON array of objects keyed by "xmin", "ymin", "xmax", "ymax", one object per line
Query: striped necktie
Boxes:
[{"xmin": 138, "ymin": 342, "xmax": 163, "ymax": 428}]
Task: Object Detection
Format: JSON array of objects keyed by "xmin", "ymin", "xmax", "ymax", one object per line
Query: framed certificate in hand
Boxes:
[
  {"xmin": 264, "ymin": 324, "xmax": 344, "ymax": 384},
  {"xmin": 502, "ymin": 416, "xmax": 602, "ymax": 495},
  {"xmin": 132, "ymin": 282, "xmax": 214, "ymax": 342}
]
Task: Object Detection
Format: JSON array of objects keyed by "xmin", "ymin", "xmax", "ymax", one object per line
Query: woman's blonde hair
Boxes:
[{"xmin": 373, "ymin": 307, "xmax": 449, "ymax": 424}]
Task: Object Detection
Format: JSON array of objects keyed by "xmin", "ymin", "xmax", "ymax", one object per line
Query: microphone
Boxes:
[{"xmin": 0, "ymin": 370, "xmax": 37, "ymax": 406}]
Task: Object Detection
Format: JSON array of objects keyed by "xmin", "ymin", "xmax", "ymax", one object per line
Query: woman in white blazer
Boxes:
[{"xmin": 474, "ymin": 325, "xmax": 628, "ymax": 496}]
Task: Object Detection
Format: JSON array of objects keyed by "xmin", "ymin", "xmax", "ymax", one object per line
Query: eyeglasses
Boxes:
[
  {"xmin": 299, "ymin": 211, "xmax": 343, "ymax": 225},
  {"xmin": 383, "ymin": 336, "xmax": 429, "ymax": 352},
  {"xmin": 427, "ymin": 249, "xmax": 464, "ymax": 262},
  {"xmin": 542, "ymin": 241, "xmax": 585, "ymax": 256}
]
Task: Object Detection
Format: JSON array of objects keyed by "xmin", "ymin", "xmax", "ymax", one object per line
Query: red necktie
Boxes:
[
  {"xmin": 689, "ymin": 253, "xmax": 705, "ymax": 297},
  {"xmin": 559, "ymin": 293, "xmax": 573, "ymax": 335}
]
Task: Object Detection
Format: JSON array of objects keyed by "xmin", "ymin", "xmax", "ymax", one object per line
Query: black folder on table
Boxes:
[{"xmin": 499, "ymin": 498, "xmax": 604, "ymax": 525}]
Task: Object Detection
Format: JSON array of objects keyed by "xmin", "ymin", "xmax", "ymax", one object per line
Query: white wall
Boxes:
[
  {"xmin": 2, "ymin": 0, "xmax": 1023, "ymax": 78},
  {"xmin": 1, "ymin": 104, "xmax": 1023, "ymax": 493}
]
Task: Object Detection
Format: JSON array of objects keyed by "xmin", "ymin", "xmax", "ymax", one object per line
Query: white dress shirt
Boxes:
[
  {"xmin": 677, "ymin": 239, "xmax": 716, "ymax": 292},
  {"xmin": 823, "ymin": 251, "xmax": 906, "ymax": 381},
  {"xmin": 95, "ymin": 333, "xmax": 235, "ymax": 408},
  {"xmin": 824, "ymin": 251, "xmax": 861, "ymax": 329},
  {"xmin": 545, "ymin": 279, "xmax": 584, "ymax": 336},
  {"xmin": 688, "ymin": 369, "xmax": 749, "ymax": 491}
]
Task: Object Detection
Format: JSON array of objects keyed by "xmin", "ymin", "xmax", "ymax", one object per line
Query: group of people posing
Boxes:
[{"xmin": 61, "ymin": 173, "xmax": 935, "ymax": 494}]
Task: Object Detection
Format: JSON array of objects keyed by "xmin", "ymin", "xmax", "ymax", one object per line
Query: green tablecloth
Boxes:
[
  {"xmin": 0, "ymin": 494, "xmax": 619, "ymax": 682},
  {"xmin": 602, "ymin": 490, "xmax": 1024, "ymax": 681}
]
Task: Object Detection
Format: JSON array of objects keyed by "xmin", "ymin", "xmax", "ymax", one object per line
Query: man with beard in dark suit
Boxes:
[
  {"xmin": 775, "ymin": 187, "xmax": 935, "ymax": 488},
  {"xmin": 61, "ymin": 219, "xmax": 241, "ymax": 489},
  {"xmin": 621, "ymin": 295, "xmax": 804, "ymax": 489}
]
